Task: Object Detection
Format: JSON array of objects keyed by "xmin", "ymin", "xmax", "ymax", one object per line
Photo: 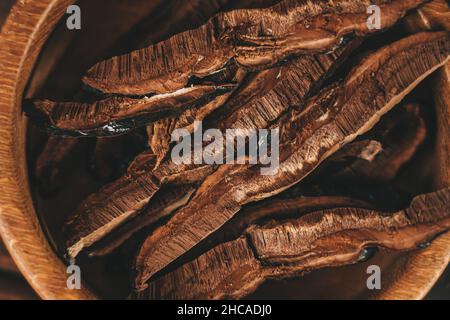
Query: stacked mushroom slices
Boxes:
[{"xmin": 28, "ymin": 0, "xmax": 450, "ymax": 299}]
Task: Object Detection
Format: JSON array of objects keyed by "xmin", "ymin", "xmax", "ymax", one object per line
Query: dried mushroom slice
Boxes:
[
  {"xmin": 171, "ymin": 195, "xmax": 375, "ymax": 265},
  {"xmin": 88, "ymin": 185, "xmax": 196, "ymax": 257},
  {"xmin": 404, "ymin": 0, "xmax": 450, "ymax": 32},
  {"xmin": 64, "ymin": 152, "xmax": 214, "ymax": 259},
  {"xmin": 139, "ymin": 188, "xmax": 450, "ymax": 299},
  {"xmin": 146, "ymin": 41, "xmax": 357, "ymax": 166},
  {"xmin": 63, "ymin": 43, "xmax": 354, "ymax": 259},
  {"xmin": 63, "ymin": 151, "xmax": 157, "ymax": 258},
  {"xmin": 215, "ymin": 41, "xmax": 360, "ymax": 130},
  {"xmin": 134, "ymin": 32, "xmax": 450, "ymax": 289},
  {"xmin": 234, "ymin": 0, "xmax": 427, "ymax": 69},
  {"xmin": 29, "ymin": 85, "xmax": 234, "ymax": 137},
  {"xmin": 147, "ymin": 65, "xmax": 247, "ymax": 166},
  {"xmin": 83, "ymin": 0, "xmax": 426, "ymax": 96}
]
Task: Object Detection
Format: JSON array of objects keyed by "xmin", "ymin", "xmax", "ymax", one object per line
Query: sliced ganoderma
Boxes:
[
  {"xmin": 147, "ymin": 41, "xmax": 358, "ymax": 166},
  {"xmin": 30, "ymin": 85, "xmax": 234, "ymax": 137},
  {"xmin": 153, "ymin": 195, "xmax": 374, "ymax": 269},
  {"xmin": 138, "ymin": 188, "xmax": 450, "ymax": 299},
  {"xmin": 64, "ymin": 44, "xmax": 355, "ymax": 259},
  {"xmin": 83, "ymin": 0, "xmax": 425, "ymax": 95},
  {"xmin": 233, "ymin": 0, "xmax": 427, "ymax": 69},
  {"xmin": 404, "ymin": 0, "xmax": 450, "ymax": 32},
  {"xmin": 88, "ymin": 185, "xmax": 196, "ymax": 257},
  {"xmin": 147, "ymin": 64, "xmax": 247, "ymax": 166},
  {"xmin": 133, "ymin": 31, "xmax": 450, "ymax": 289}
]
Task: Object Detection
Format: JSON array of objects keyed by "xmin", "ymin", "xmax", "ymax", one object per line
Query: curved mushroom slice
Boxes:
[
  {"xmin": 215, "ymin": 41, "xmax": 360, "ymax": 130},
  {"xmin": 172, "ymin": 195, "xmax": 375, "ymax": 265},
  {"xmin": 63, "ymin": 151, "xmax": 154, "ymax": 257},
  {"xmin": 139, "ymin": 188, "xmax": 450, "ymax": 300},
  {"xmin": 404, "ymin": 0, "xmax": 450, "ymax": 32},
  {"xmin": 149, "ymin": 40, "xmax": 357, "ymax": 165},
  {"xmin": 64, "ymin": 43, "xmax": 355, "ymax": 258},
  {"xmin": 64, "ymin": 144, "xmax": 220, "ymax": 259},
  {"xmin": 147, "ymin": 64, "xmax": 247, "ymax": 166},
  {"xmin": 234, "ymin": 0, "xmax": 427, "ymax": 70},
  {"xmin": 220, "ymin": 196, "xmax": 373, "ymax": 240},
  {"xmin": 147, "ymin": 42, "xmax": 356, "ymax": 166},
  {"xmin": 88, "ymin": 185, "xmax": 196, "ymax": 257},
  {"xmin": 83, "ymin": 0, "xmax": 425, "ymax": 95},
  {"xmin": 134, "ymin": 31, "xmax": 450, "ymax": 289},
  {"xmin": 30, "ymin": 85, "xmax": 234, "ymax": 137},
  {"xmin": 93, "ymin": 194, "xmax": 371, "ymax": 258},
  {"xmin": 83, "ymin": 27, "xmax": 233, "ymax": 96},
  {"xmin": 327, "ymin": 103, "xmax": 427, "ymax": 182}
]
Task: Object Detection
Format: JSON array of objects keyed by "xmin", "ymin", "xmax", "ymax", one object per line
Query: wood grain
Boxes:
[{"xmin": 0, "ymin": 0, "xmax": 95, "ymax": 299}]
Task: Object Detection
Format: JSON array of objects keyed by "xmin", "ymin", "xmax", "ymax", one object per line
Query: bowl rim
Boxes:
[
  {"xmin": 0, "ymin": 0, "xmax": 448, "ymax": 300},
  {"xmin": 0, "ymin": 0, "xmax": 95, "ymax": 300}
]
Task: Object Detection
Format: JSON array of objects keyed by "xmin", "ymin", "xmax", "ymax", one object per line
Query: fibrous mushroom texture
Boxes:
[
  {"xmin": 82, "ymin": 0, "xmax": 427, "ymax": 96},
  {"xmin": 133, "ymin": 32, "xmax": 450, "ymax": 289},
  {"xmin": 139, "ymin": 188, "xmax": 450, "ymax": 299},
  {"xmin": 63, "ymin": 40, "xmax": 358, "ymax": 259},
  {"xmin": 404, "ymin": 0, "xmax": 450, "ymax": 32},
  {"xmin": 26, "ymin": 0, "xmax": 450, "ymax": 301},
  {"xmin": 30, "ymin": 85, "xmax": 235, "ymax": 136}
]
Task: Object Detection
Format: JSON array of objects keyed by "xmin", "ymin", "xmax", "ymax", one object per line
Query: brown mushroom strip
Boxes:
[
  {"xmin": 404, "ymin": 0, "xmax": 450, "ymax": 32},
  {"xmin": 30, "ymin": 85, "xmax": 234, "ymax": 137},
  {"xmin": 218, "ymin": 195, "xmax": 374, "ymax": 242},
  {"xmin": 147, "ymin": 41, "xmax": 357, "ymax": 166},
  {"xmin": 64, "ymin": 43, "xmax": 355, "ymax": 258},
  {"xmin": 93, "ymin": 193, "xmax": 371, "ymax": 258},
  {"xmin": 147, "ymin": 64, "xmax": 247, "ymax": 166},
  {"xmin": 327, "ymin": 103, "xmax": 427, "ymax": 182},
  {"xmin": 88, "ymin": 185, "xmax": 196, "ymax": 257},
  {"xmin": 134, "ymin": 32, "xmax": 450, "ymax": 289},
  {"xmin": 140, "ymin": 188, "xmax": 450, "ymax": 300},
  {"xmin": 166, "ymin": 195, "xmax": 375, "ymax": 268},
  {"xmin": 83, "ymin": 0, "xmax": 426, "ymax": 95},
  {"xmin": 234, "ymin": 0, "xmax": 427, "ymax": 69},
  {"xmin": 214, "ymin": 42, "xmax": 360, "ymax": 130},
  {"xmin": 64, "ymin": 153, "xmax": 214, "ymax": 259}
]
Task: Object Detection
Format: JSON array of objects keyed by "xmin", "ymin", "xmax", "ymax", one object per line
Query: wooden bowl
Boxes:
[{"xmin": 0, "ymin": 0, "xmax": 448, "ymax": 300}]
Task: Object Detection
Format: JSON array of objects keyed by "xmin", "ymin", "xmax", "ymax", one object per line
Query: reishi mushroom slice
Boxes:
[
  {"xmin": 83, "ymin": 0, "xmax": 426, "ymax": 95},
  {"xmin": 138, "ymin": 188, "xmax": 450, "ymax": 299},
  {"xmin": 133, "ymin": 31, "xmax": 450, "ymax": 289}
]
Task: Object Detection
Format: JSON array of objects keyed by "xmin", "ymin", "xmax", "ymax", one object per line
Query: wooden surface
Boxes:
[
  {"xmin": 0, "ymin": 0, "xmax": 95, "ymax": 299},
  {"xmin": 0, "ymin": 0, "xmax": 37, "ymax": 301},
  {"xmin": 0, "ymin": 0, "xmax": 448, "ymax": 300}
]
